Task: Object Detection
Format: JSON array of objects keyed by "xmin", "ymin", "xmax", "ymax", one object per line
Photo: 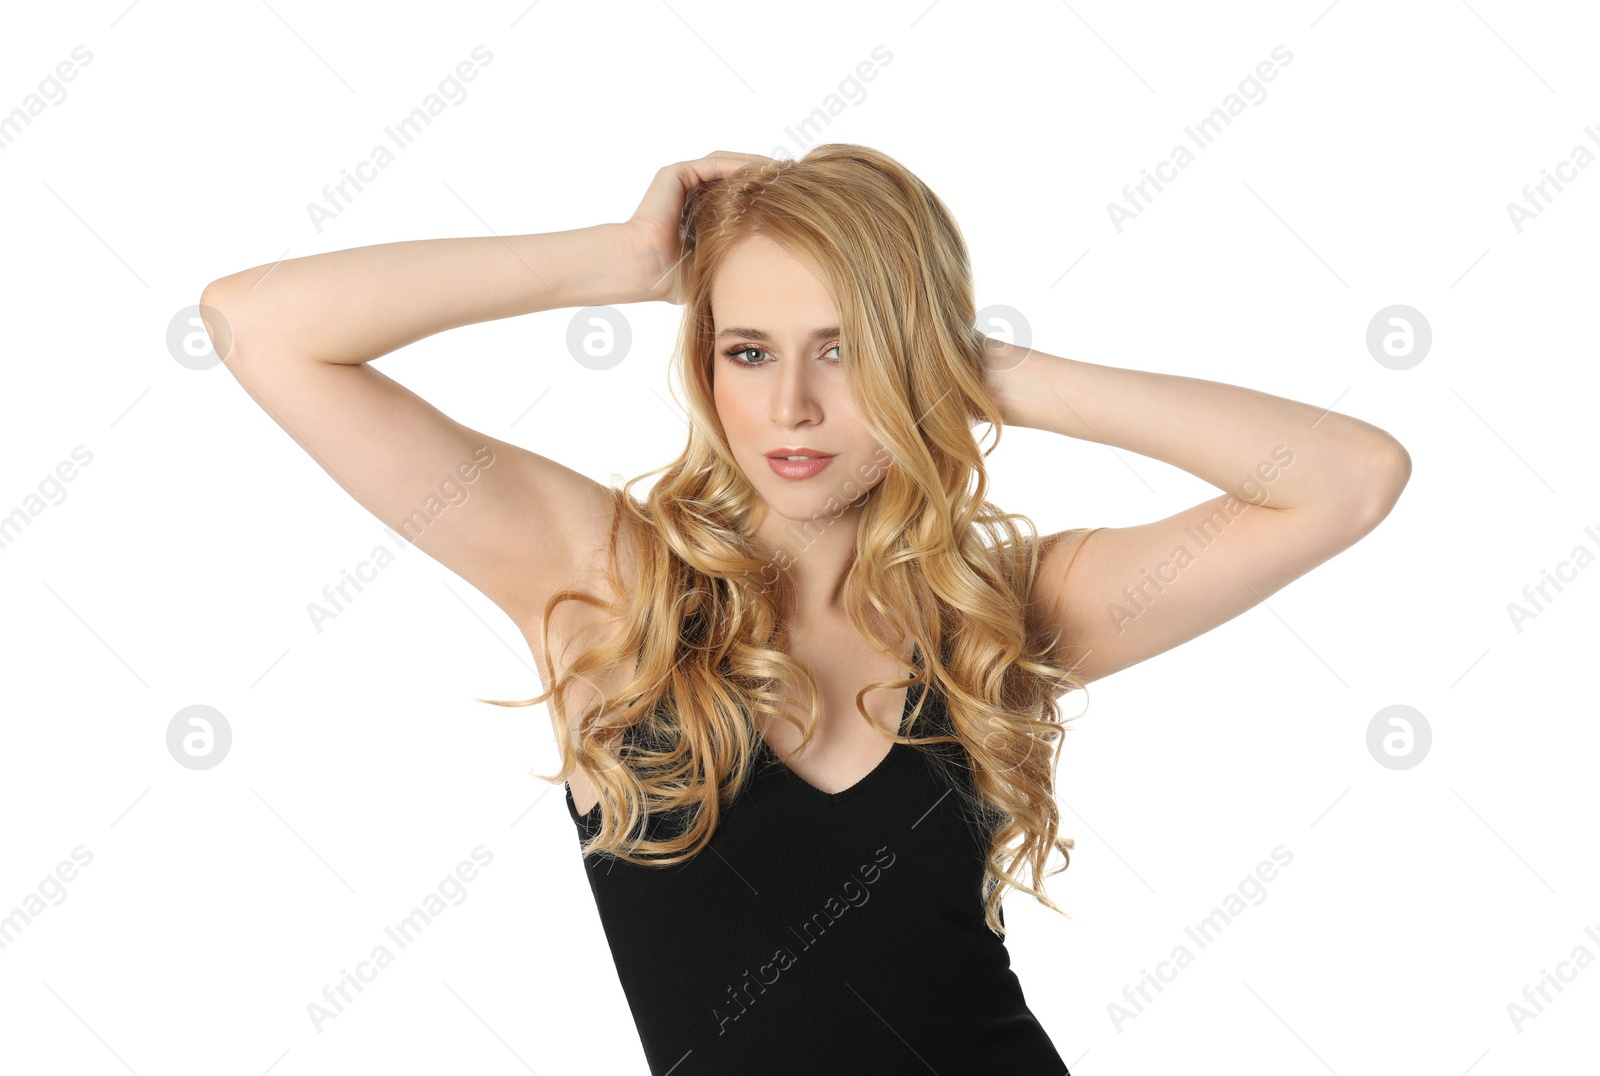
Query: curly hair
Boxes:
[{"xmin": 481, "ymin": 143, "xmax": 1091, "ymax": 936}]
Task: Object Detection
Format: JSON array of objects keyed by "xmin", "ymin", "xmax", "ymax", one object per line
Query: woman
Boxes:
[{"xmin": 201, "ymin": 145, "xmax": 1410, "ymax": 1074}]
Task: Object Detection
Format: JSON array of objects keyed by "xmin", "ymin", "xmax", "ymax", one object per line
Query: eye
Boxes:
[
  {"xmin": 723, "ymin": 345, "xmax": 768, "ymax": 367},
  {"xmin": 720, "ymin": 342, "xmax": 844, "ymax": 368}
]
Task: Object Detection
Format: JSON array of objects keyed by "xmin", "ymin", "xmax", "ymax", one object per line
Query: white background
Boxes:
[{"xmin": 2, "ymin": 1, "xmax": 1596, "ymax": 1073}]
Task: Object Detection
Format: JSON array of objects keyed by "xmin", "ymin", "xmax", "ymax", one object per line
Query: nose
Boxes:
[{"xmin": 769, "ymin": 349, "xmax": 823, "ymax": 427}]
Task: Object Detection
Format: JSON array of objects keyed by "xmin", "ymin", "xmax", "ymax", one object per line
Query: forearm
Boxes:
[
  {"xmin": 982, "ymin": 340, "xmax": 1410, "ymax": 513},
  {"xmin": 203, "ymin": 223, "xmax": 648, "ymax": 366}
]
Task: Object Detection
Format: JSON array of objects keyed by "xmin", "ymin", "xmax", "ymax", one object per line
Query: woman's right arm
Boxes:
[{"xmin": 198, "ymin": 222, "xmax": 653, "ymax": 633}]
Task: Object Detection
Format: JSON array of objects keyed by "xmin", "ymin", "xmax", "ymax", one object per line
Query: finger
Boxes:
[
  {"xmin": 637, "ymin": 153, "xmax": 775, "ymax": 222},
  {"xmin": 666, "ymin": 153, "xmax": 759, "ymax": 176},
  {"xmin": 682, "ymin": 158, "xmax": 758, "ymax": 185},
  {"xmin": 680, "ymin": 151, "xmax": 774, "ymax": 185}
]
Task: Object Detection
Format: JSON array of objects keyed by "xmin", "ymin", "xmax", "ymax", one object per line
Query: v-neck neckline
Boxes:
[{"xmin": 759, "ymin": 646, "xmax": 927, "ymax": 804}]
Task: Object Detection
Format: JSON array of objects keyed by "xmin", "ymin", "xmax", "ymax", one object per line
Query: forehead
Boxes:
[{"xmin": 710, "ymin": 235, "xmax": 837, "ymax": 330}]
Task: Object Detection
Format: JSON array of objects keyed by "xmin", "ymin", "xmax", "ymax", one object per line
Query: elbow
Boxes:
[
  {"xmin": 198, "ymin": 278, "xmax": 243, "ymax": 368},
  {"xmin": 199, "ymin": 273, "xmax": 241, "ymax": 313},
  {"xmin": 1354, "ymin": 436, "xmax": 1411, "ymax": 529}
]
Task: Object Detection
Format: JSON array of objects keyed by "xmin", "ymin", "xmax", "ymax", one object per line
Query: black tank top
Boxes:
[{"xmin": 562, "ymin": 654, "xmax": 1071, "ymax": 1075}]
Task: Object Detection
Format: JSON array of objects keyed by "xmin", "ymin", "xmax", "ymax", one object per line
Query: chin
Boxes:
[
  {"xmin": 744, "ymin": 457, "xmax": 876, "ymax": 519},
  {"xmin": 774, "ymin": 489, "xmax": 872, "ymax": 522}
]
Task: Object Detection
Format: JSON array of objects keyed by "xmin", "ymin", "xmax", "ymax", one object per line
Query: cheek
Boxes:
[
  {"xmin": 713, "ymin": 382, "xmax": 755, "ymax": 447},
  {"xmin": 854, "ymin": 431, "xmax": 891, "ymax": 482},
  {"xmin": 711, "ymin": 377, "xmax": 735, "ymax": 423}
]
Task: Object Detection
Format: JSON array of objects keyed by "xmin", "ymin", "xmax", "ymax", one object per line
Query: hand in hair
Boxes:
[
  {"xmin": 623, "ymin": 150, "xmax": 775, "ymax": 305},
  {"xmin": 971, "ymin": 333, "xmax": 1027, "ymax": 428}
]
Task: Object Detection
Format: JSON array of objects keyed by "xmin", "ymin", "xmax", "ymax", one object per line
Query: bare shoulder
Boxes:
[
  {"xmin": 1013, "ymin": 528, "xmax": 1101, "ymax": 689},
  {"xmin": 516, "ymin": 497, "xmax": 646, "ymax": 818}
]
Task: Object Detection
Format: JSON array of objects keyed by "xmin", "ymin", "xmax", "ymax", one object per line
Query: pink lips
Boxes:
[{"xmin": 765, "ymin": 449, "xmax": 836, "ymax": 480}]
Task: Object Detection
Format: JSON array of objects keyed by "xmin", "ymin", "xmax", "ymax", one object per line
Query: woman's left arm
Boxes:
[{"xmin": 978, "ymin": 338, "xmax": 1412, "ymax": 686}]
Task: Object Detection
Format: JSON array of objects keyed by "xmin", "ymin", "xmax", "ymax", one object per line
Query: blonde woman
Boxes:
[{"xmin": 202, "ymin": 145, "xmax": 1410, "ymax": 1074}]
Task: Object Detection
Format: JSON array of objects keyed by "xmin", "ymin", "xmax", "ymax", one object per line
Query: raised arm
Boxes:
[
  {"xmin": 198, "ymin": 223, "xmax": 652, "ymax": 635},
  {"xmin": 197, "ymin": 150, "xmax": 772, "ymax": 669},
  {"xmin": 977, "ymin": 339, "xmax": 1412, "ymax": 687}
]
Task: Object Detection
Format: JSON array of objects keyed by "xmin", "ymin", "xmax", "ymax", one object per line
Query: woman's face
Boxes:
[{"xmin": 710, "ymin": 235, "xmax": 890, "ymax": 522}]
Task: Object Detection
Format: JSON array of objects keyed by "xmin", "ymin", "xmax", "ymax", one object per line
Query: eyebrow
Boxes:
[{"xmin": 715, "ymin": 326, "xmax": 840, "ymax": 341}]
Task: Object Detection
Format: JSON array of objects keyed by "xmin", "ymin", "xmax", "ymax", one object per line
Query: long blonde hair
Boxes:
[{"xmin": 484, "ymin": 143, "xmax": 1088, "ymax": 935}]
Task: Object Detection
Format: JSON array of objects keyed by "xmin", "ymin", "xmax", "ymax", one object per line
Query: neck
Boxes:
[{"xmin": 749, "ymin": 501, "xmax": 863, "ymax": 614}]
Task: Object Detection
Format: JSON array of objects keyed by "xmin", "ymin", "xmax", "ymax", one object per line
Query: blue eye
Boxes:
[
  {"xmin": 721, "ymin": 343, "xmax": 843, "ymax": 369},
  {"xmin": 723, "ymin": 345, "xmax": 767, "ymax": 367}
]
